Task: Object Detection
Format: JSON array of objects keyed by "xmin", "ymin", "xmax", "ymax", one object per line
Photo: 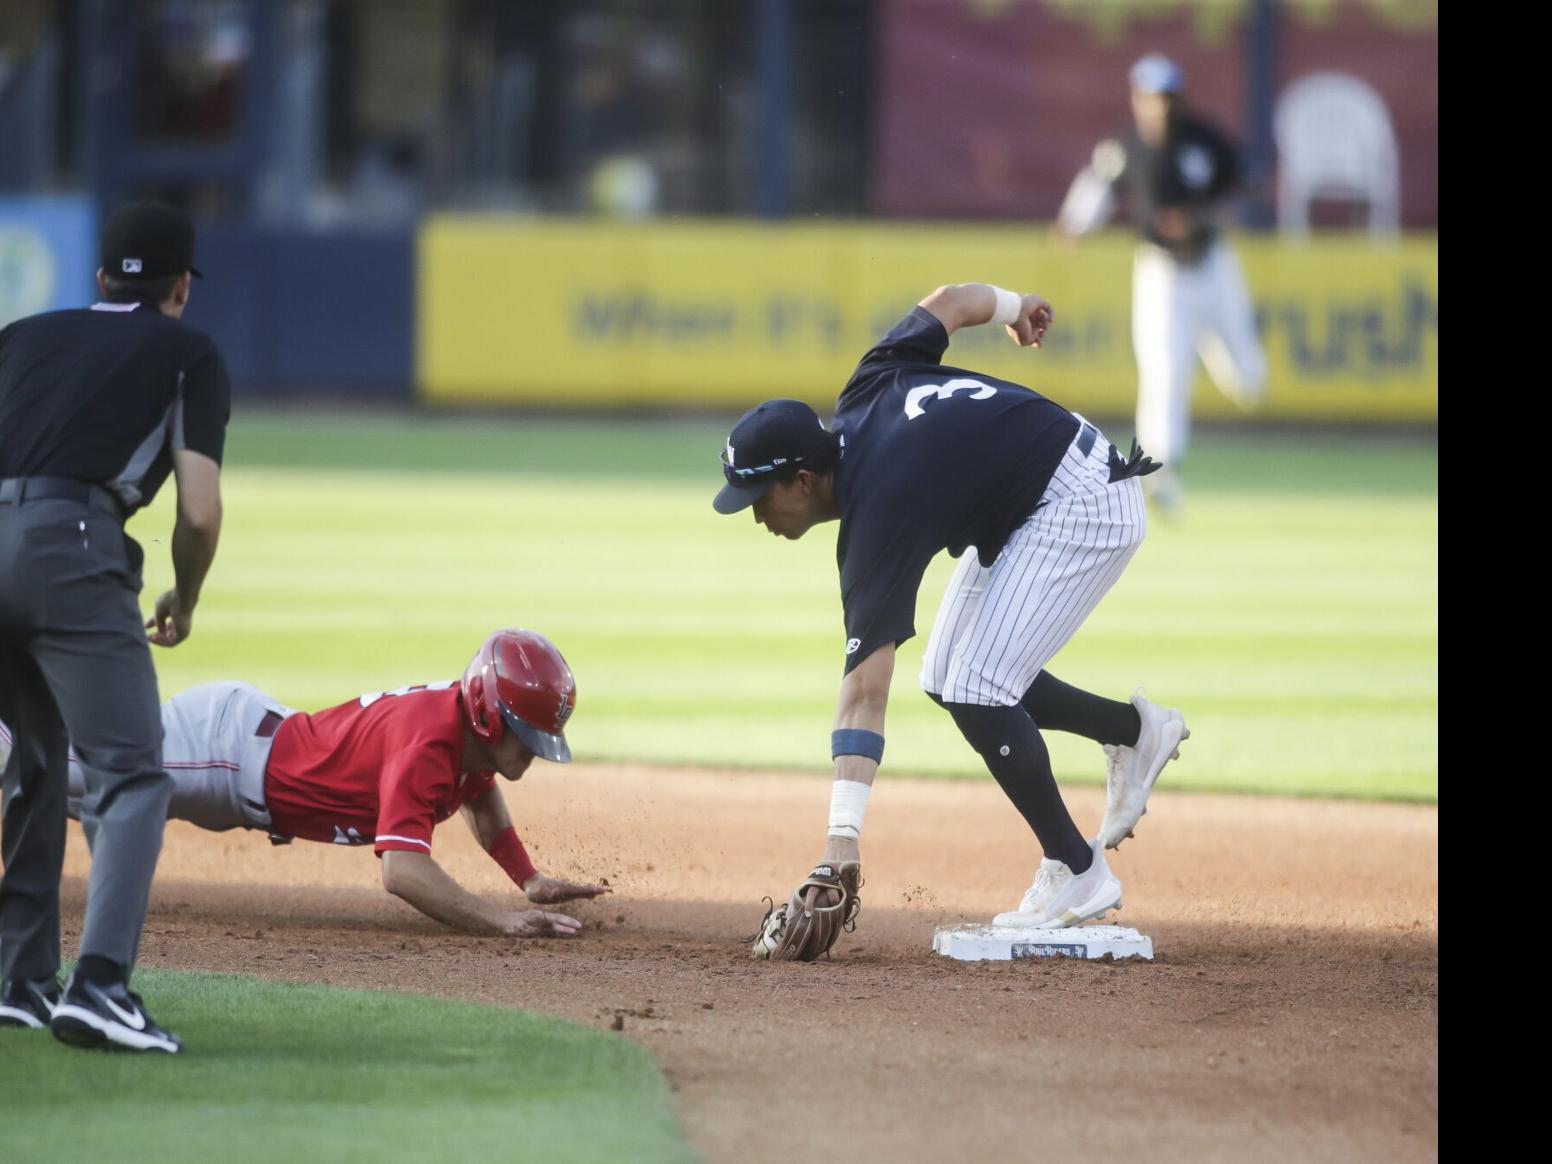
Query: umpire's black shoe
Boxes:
[
  {"xmin": 50, "ymin": 975, "xmax": 183, "ymax": 1053},
  {"xmin": 0, "ymin": 976, "xmax": 62, "ymax": 1029}
]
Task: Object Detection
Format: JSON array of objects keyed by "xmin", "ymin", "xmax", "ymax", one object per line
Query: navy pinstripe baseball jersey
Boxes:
[{"xmin": 832, "ymin": 308, "xmax": 1080, "ymax": 674}]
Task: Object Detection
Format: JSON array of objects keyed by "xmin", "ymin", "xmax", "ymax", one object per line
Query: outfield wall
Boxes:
[
  {"xmin": 2, "ymin": 203, "xmax": 1440, "ymax": 420},
  {"xmin": 0, "ymin": 195, "xmax": 97, "ymax": 327},
  {"xmin": 419, "ymin": 220, "xmax": 1437, "ymax": 423},
  {"xmin": 190, "ymin": 225, "xmax": 415, "ymax": 398}
]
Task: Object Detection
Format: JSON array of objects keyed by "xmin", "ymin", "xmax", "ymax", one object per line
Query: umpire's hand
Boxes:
[{"xmin": 146, "ymin": 589, "xmax": 193, "ymax": 647}]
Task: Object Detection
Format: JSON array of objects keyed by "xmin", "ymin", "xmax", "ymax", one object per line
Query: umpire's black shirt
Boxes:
[
  {"xmin": 831, "ymin": 308, "xmax": 1079, "ymax": 674},
  {"xmin": 0, "ymin": 302, "xmax": 231, "ymax": 515}
]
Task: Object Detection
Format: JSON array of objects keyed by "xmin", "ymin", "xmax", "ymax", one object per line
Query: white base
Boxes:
[{"xmin": 933, "ymin": 923, "xmax": 1154, "ymax": 962}]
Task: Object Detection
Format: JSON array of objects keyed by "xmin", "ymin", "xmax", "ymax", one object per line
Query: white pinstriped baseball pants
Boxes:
[{"xmin": 920, "ymin": 420, "xmax": 1146, "ymax": 706}]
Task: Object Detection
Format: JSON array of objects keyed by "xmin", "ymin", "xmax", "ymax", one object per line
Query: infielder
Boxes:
[
  {"xmin": 0, "ymin": 629, "xmax": 605, "ymax": 978},
  {"xmin": 1055, "ymin": 54, "xmax": 1268, "ymax": 512},
  {"xmin": 714, "ymin": 283, "xmax": 1189, "ymax": 961}
]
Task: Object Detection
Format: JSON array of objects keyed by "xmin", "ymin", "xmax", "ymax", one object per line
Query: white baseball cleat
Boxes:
[
  {"xmin": 992, "ymin": 842, "xmax": 1122, "ymax": 929},
  {"xmin": 1098, "ymin": 691, "xmax": 1189, "ymax": 850}
]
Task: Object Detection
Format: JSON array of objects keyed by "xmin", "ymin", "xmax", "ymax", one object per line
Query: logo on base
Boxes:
[{"xmin": 1011, "ymin": 942, "xmax": 1086, "ymax": 960}]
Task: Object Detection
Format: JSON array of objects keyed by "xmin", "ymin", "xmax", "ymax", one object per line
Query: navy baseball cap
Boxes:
[
  {"xmin": 100, "ymin": 201, "xmax": 204, "ymax": 281},
  {"xmin": 713, "ymin": 399, "xmax": 837, "ymax": 514},
  {"xmin": 1130, "ymin": 54, "xmax": 1182, "ymax": 94}
]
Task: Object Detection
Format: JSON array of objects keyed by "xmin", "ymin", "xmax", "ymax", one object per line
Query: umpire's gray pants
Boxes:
[{"xmin": 0, "ymin": 497, "xmax": 170, "ymax": 985}]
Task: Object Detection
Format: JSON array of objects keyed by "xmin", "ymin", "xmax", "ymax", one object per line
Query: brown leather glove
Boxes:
[{"xmin": 747, "ymin": 861, "xmax": 863, "ymax": 962}]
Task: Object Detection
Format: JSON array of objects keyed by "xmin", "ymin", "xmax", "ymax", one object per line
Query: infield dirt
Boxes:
[{"xmin": 62, "ymin": 765, "xmax": 1437, "ymax": 1163}]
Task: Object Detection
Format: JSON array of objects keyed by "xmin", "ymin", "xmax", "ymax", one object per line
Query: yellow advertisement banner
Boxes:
[{"xmin": 418, "ymin": 219, "xmax": 1437, "ymax": 422}]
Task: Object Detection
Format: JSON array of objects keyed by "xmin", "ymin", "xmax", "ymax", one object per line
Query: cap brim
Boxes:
[
  {"xmin": 190, "ymin": 265, "xmax": 204, "ymax": 279},
  {"xmin": 713, "ymin": 477, "xmax": 775, "ymax": 515},
  {"xmin": 502, "ymin": 707, "xmax": 571, "ymax": 763}
]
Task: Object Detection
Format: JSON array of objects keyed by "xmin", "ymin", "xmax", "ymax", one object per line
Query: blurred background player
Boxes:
[
  {"xmin": 1055, "ymin": 54, "xmax": 1269, "ymax": 514},
  {"xmin": 0, "ymin": 628, "xmax": 608, "ymax": 942}
]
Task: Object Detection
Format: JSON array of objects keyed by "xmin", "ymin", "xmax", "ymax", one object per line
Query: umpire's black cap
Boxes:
[
  {"xmin": 713, "ymin": 399, "xmax": 838, "ymax": 514},
  {"xmin": 100, "ymin": 201, "xmax": 204, "ymax": 281}
]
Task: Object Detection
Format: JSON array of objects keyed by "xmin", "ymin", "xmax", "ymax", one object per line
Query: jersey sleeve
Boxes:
[
  {"xmin": 837, "ymin": 516, "xmax": 936, "ymax": 675},
  {"xmin": 173, "ymin": 335, "xmax": 231, "ymax": 465},
  {"xmin": 373, "ymin": 742, "xmax": 459, "ymax": 855},
  {"xmin": 1094, "ymin": 137, "xmax": 1129, "ymax": 188},
  {"xmin": 842, "ymin": 308, "xmax": 951, "ymax": 399}
]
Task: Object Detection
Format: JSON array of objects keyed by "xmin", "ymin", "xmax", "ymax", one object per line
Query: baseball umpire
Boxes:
[
  {"xmin": 0, "ymin": 202, "xmax": 229, "ymax": 1052},
  {"xmin": 716, "ymin": 283, "xmax": 1189, "ymax": 962},
  {"xmin": 1055, "ymin": 54, "xmax": 1268, "ymax": 513},
  {"xmin": 0, "ymin": 628, "xmax": 607, "ymax": 939}
]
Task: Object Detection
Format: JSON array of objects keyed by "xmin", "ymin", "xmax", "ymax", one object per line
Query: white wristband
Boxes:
[
  {"xmin": 827, "ymin": 779, "xmax": 872, "ymax": 840},
  {"xmin": 989, "ymin": 285, "xmax": 1023, "ymax": 327}
]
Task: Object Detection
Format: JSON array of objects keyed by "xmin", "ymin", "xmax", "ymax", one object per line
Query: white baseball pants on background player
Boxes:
[
  {"xmin": 920, "ymin": 418, "xmax": 1146, "ymax": 705},
  {"xmin": 1, "ymin": 682, "xmax": 293, "ymax": 832},
  {"xmin": 1132, "ymin": 239, "xmax": 1267, "ymax": 463}
]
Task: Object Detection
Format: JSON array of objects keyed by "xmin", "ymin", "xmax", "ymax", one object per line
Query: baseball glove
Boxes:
[{"xmin": 746, "ymin": 861, "xmax": 863, "ymax": 962}]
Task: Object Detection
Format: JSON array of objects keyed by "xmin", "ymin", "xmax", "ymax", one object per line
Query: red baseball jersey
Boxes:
[{"xmin": 263, "ymin": 683, "xmax": 496, "ymax": 854}]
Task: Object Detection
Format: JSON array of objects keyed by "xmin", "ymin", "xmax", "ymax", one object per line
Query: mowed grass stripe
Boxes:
[
  {"xmin": 131, "ymin": 416, "xmax": 1435, "ymax": 802},
  {"xmin": 0, "ymin": 967, "xmax": 692, "ymax": 1164}
]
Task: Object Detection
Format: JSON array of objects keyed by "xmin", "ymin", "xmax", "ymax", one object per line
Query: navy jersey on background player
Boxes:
[
  {"xmin": 1105, "ymin": 114, "xmax": 1242, "ymax": 263},
  {"xmin": 832, "ymin": 308, "xmax": 1080, "ymax": 673}
]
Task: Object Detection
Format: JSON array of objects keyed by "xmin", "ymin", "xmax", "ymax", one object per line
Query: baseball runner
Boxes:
[
  {"xmin": 0, "ymin": 628, "xmax": 605, "ymax": 965},
  {"xmin": 1055, "ymin": 54, "xmax": 1268, "ymax": 513},
  {"xmin": 714, "ymin": 283, "xmax": 1189, "ymax": 962},
  {"xmin": 1, "ymin": 202, "xmax": 229, "ymax": 1053}
]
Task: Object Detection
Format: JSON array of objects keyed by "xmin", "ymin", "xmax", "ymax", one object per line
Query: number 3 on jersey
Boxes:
[{"xmin": 904, "ymin": 378, "xmax": 996, "ymax": 419}]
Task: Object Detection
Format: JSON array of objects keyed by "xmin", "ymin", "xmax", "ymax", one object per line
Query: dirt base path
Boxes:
[{"xmin": 60, "ymin": 765, "xmax": 1437, "ymax": 1162}]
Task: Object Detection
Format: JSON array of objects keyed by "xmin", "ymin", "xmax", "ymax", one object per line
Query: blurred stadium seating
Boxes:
[{"xmin": 1, "ymin": 0, "xmax": 1436, "ymax": 420}]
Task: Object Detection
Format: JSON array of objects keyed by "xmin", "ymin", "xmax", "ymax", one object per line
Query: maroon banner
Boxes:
[{"xmin": 872, "ymin": 0, "xmax": 1437, "ymax": 227}]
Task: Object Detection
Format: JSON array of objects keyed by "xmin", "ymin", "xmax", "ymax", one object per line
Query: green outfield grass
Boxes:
[
  {"xmin": 133, "ymin": 412, "xmax": 1435, "ymax": 802},
  {"xmin": 0, "ymin": 967, "xmax": 693, "ymax": 1164}
]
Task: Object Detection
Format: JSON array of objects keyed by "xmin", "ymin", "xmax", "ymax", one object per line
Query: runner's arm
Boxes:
[
  {"xmin": 461, "ymin": 791, "xmax": 610, "ymax": 903},
  {"xmin": 379, "ymin": 849, "xmax": 580, "ymax": 937}
]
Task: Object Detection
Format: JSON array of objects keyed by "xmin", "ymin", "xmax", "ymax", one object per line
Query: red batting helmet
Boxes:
[{"xmin": 461, "ymin": 629, "xmax": 576, "ymax": 763}]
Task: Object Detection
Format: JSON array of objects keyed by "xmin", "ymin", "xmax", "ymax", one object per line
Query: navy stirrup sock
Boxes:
[
  {"xmin": 938, "ymin": 700, "xmax": 1091, "ymax": 872},
  {"xmin": 1021, "ymin": 671, "xmax": 1140, "ymax": 746}
]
